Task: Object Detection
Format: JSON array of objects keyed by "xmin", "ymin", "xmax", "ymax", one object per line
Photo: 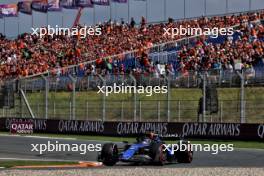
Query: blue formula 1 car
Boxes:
[{"xmin": 97, "ymin": 133, "xmax": 193, "ymax": 166}]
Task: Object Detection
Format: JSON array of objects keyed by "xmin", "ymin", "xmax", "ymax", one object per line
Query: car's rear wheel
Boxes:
[
  {"xmin": 176, "ymin": 140, "xmax": 193, "ymax": 163},
  {"xmin": 177, "ymin": 150, "xmax": 193, "ymax": 163},
  {"xmin": 150, "ymin": 143, "xmax": 167, "ymax": 166},
  {"xmin": 101, "ymin": 143, "xmax": 119, "ymax": 166}
]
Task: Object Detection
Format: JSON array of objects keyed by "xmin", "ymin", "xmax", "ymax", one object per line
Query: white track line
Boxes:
[
  {"xmin": 235, "ymin": 148, "xmax": 264, "ymax": 151},
  {"xmin": 24, "ymin": 135, "xmax": 77, "ymax": 140},
  {"xmin": 0, "ymin": 134, "xmax": 20, "ymax": 137},
  {"xmin": 0, "ymin": 157, "xmax": 87, "ymax": 162},
  {"xmin": 0, "ymin": 134, "xmax": 77, "ymax": 140},
  {"xmin": 0, "ymin": 134, "xmax": 121, "ymax": 143}
]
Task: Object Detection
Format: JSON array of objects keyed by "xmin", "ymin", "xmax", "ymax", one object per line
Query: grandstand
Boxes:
[{"xmin": 1, "ymin": 11, "xmax": 264, "ymax": 80}]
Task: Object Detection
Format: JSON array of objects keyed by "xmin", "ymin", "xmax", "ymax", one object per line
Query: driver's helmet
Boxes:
[{"xmin": 148, "ymin": 132, "xmax": 155, "ymax": 140}]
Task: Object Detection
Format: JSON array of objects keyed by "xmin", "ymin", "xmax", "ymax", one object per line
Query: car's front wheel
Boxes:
[
  {"xmin": 149, "ymin": 143, "xmax": 167, "ymax": 166},
  {"xmin": 101, "ymin": 143, "xmax": 119, "ymax": 166}
]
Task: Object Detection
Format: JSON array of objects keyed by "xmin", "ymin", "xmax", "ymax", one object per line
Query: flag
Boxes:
[
  {"xmin": 77, "ymin": 0, "xmax": 94, "ymax": 7},
  {"xmin": 60, "ymin": 0, "xmax": 78, "ymax": 9},
  {"xmin": 0, "ymin": 4, "xmax": 18, "ymax": 17},
  {"xmin": 31, "ymin": 0, "xmax": 49, "ymax": 13},
  {"xmin": 48, "ymin": 0, "xmax": 61, "ymax": 11},
  {"xmin": 112, "ymin": 0, "xmax": 127, "ymax": 3},
  {"xmin": 17, "ymin": 1, "xmax": 32, "ymax": 15},
  {"xmin": 92, "ymin": 0, "xmax": 110, "ymax": 6}
]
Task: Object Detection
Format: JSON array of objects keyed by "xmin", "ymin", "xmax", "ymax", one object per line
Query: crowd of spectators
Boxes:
[
  {"xmin": 0, "ymin": 11, "xmax": 264, "ymax": 80},
  {"xmin": 172, "ymin": 22, "xmax": 264, "ymax": 76}
]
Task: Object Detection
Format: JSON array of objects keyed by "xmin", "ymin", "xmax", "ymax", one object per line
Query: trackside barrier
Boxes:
[{"xmin": 1, "ymin": 118, "xmax": 264, "ymax": 141}]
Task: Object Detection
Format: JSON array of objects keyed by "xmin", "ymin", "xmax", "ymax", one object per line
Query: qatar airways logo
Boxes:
[{"xmin": 11, "ymin": 122, "xmax": 33, "ymax": 134}]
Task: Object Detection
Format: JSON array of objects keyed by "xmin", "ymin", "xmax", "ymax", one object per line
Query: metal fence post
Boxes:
[
  {"xmin": 41, "ymin": 75, "xmax": 48, "ymax": 119},
  {"xmin": 220, "ymin": 101, "xmax": 223, "ymax": 123},
  {"xmin": 24, "ymin": 79, "xmax": 27, "ymax": 94},
  {"xmin": 69, "ymin": 101, "xmax": 72, "ymax": 120},
  {"xmin": 69, "ymin": 75, "xmax": 76, "ymax": 120},
  {"xmin": 37, "ymin": 103, "xmax": 40, "ymax": 118},
  {"xmin": 53, "ymin": 101, "xmax": 56, "ymax": 119},
  {"xmin": 226, "ymin": 0, "xmax": 228, "ymax": 13},
  {"xmin": 98, "ymin": 75, "xmax": 106, "ymax": 121},
  {"xmin": 218, "ymin": 69, "xmax": 222, "ymax": 86},
  {"xmin": 244, "ymin": 100, "xmax": 246, "ymax": 121},
  {"xmin": 129, "ymin": 74, "xmax": 137, "ymax": 121},
  {"xmin": 203, "ymin": 72, "xmax": 207, "ymax": 122},
  {"xmin": 157, "ymin": 101, "xmax": 160, "ymax": 121},
  {"xmin": 121, "ymin": 101, "xmax": 124, "ymax": 121},
  {"xmin": 184, "ymin": 0, "xmax": 186, "ymax": 19},
  {"xmin": 166, "ymin": 76, "xmax": 171, "ymax": 122},
  {"xmin": 204, "ymin": 0, "xmax": 207, "ymax": 16},
  {"xmin": 88, "ymin": 75, "xmax": 92, "ymax": 90},
  {"xmin": 187, "ymin": 75, "xmax": 190, "ymax": 88},
  {"xmin": 158, "ymin": 46, "xmax": 160, "ymax": 63},
  {"xmin": 178, "ymin": 100, "xmax": 181, "ymax": 122},
  {"xmin": 164, "ymin": 0, "xmax": 167, "ymax": 21},
  {"xmin": 18, "ymin": 79, "xmax": 23, "ymax": 118},
  {"xmin": 237, "ymin": 70, "xmax": 245, "ymax": 123},
  {"xmin": 3, "ymin": 17, "xmax": 6, "ymax": 37},
  {"xmin": 86, "ymin": 101, "xmax": 89, "ymax": 120},
  {"xmin": 139, "ymin": 100, "xmax": 142, "ymax": 122}
]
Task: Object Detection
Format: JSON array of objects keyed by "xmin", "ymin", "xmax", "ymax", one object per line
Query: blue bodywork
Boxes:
[
  {"xmin": 119, "ymin": 139, "xmax": 174, "ymax": 162},
  {"xmin": 120, "ymin": 142, "xmax": 149, "ymax": 160}
]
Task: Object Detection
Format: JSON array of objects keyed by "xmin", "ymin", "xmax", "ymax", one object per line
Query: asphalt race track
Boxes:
[{"xmin": 0, "ymin": 135, "xmax": 264, "ymax": 167}]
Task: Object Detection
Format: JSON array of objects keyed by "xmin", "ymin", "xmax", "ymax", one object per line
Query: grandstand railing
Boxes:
[
  {"xmin": 1, "ymin": 69, "xmax": 264, "ymax": 124},
  {"xmin": 11, "ymin": 69, "xmax": 264, "ymax": 92},
  {"xmin": 141, "ymin": 9, "xmax": 264, "ymax": 27},
  {"xmin": 1, "ymin": 98, "xmax": 263, "ymax": 124}
]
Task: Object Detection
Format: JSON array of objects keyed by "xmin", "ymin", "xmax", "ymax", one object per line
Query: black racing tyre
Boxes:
[
  {"xmin": 177, "ymin": 150, "xmax": 193, "ymax": 163},
  {"xmin": 149, "ymin": 142, "xmax": 167, "ymax": 166},
  {"xmin": 176, "ymin": 140, "xmax": 193, "ymax": 163},
  {"xmin": 101, "ymin": 143, "xmax": 119, "ymax": 166}
]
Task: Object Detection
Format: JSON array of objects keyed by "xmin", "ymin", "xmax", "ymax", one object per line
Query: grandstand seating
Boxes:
[{"xmin": 0, "ymin": 11, "xmax": 264, "ymax": 80}]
